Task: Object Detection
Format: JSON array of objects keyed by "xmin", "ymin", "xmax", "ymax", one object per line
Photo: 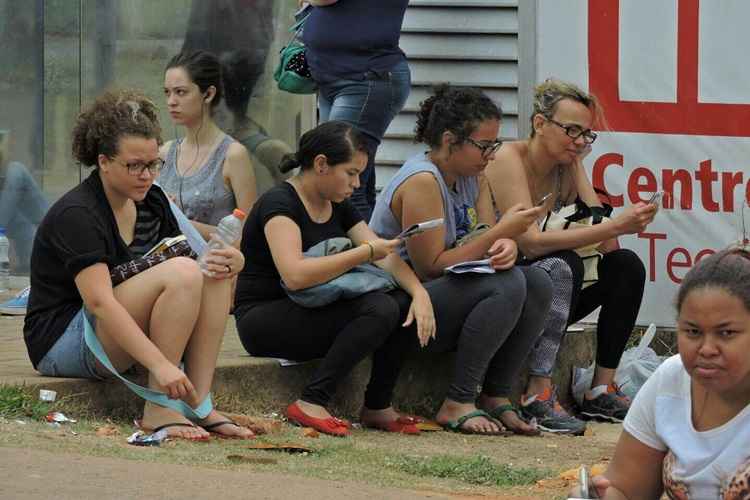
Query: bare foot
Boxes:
[
  {"xmin": 198, "ymin": 410, "xmax": 255, "ymax": 439},
  {"xmin": 141, "ymin": 402, "xmax": 209, "ymax": 440},
  {"xmin": 435, "ymin": 399, "xmax": 502, "ymax": 434}
]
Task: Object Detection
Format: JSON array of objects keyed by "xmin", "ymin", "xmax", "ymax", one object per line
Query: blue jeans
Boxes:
[
  {"xmin": 0, "ymin": 161, "xmax": 49, "ymax": 271},
  {"xmin": 37, "ymin": 308, "xmax": 106, "ymax": 379},
  {"xmin": 317, "ymin": 59, "xmax": 411, "ymax": 221}
]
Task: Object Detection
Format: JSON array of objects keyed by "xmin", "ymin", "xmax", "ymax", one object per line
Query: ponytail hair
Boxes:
[{"xmin": 278, "ymin": 121, "xmax": 367, "ymax": 174}]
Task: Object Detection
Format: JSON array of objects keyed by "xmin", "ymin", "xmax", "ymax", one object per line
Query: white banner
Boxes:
[{"xmin": 537, "ymin": 0, "xmax": 749, "ymax": 326}]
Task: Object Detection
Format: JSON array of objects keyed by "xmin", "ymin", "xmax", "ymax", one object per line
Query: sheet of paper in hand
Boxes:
[{"xmin": 444, "ymin": 258, "xmax": 495, "ymax": 274}]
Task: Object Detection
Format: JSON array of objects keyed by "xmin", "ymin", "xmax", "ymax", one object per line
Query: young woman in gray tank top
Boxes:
[
  {"xmin": 160, "ymin": 50, "xmax": 257, "ymax": 241},
  {"xmin": 370, "ymin": 85, "xmax": 552, "ymax": 436}
]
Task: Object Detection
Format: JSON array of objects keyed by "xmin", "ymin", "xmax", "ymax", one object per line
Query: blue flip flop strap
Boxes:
[{"xmin": 82, "ymin": 311, "xmax": 213, "ymax": 420}]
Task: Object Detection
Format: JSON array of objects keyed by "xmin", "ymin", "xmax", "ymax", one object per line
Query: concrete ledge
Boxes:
[{"xmin": 7, "ymin": 328, "xmax": 606, "ymax": 418}]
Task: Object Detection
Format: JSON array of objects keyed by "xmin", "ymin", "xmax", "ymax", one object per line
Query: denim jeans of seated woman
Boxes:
[{"xmin": 317, "ymin": 59, "xmax": 411, "ymax": 221}]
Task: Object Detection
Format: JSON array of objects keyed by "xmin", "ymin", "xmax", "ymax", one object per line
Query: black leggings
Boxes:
[
  {"xmin": 235, "ymin": 291, "xmax": 402, "ymax": 409},
  {"xmin": 235, "ymin": 265, "xmax": 552, "ymax": 409},
  {"xmin": 380, "ymin": 266, "xmax": 552, "ymax": 403},
  {"xmin": 558, "ymin": 248, "xmax": 646, "ymax": 369}
]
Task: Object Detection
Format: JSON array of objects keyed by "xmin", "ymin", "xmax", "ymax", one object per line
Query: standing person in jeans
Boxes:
[
  {"xmin": 484, "ymin": 79, "xmax": 657, "ymax": 434},
  {"xmin": 0, "ymin": 129, "xmax": 49, "ymax": 276},
  {"xmin": 370, "ymin": 85, "xmax": 553, "ymax": 435},
  {"xmin": 0, "ymin": 129, "xmax": 49, "ymax": 316},
  {"xmin": 234, "ymin": 121, "xmax": 435, "ymax": 437},
  {"xmin": 302, "ymin": 0, "xmax": 411, "ymax": 220}
]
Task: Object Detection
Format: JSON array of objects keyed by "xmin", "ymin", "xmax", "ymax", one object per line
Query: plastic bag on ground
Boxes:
[{"xmin": 572, "ymin": 324, "xmax": 666, "ymax": 405}]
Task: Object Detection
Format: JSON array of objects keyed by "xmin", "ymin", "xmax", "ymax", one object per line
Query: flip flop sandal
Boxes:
[
  {"xmin": 138, "ymin": 421, "xmax": 210, "ymax": 442},
  {"xmin": 441, "ymin": 409, "xmax": 512, "ymax": 436},
  {"xmin": 487, "ymin": 404, "xmax": 541, "ymax": 436},
  {"xmin": 202, "ymin": 420, "xmax": 256, "ymax": 440}
]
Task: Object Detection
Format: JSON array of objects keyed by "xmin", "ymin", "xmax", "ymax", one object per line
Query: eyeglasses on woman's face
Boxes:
[
  {"xmin": 110, "ymin": 157, "xmax": 165, "ymax": 176},
  {"xmin": 546, "ymin": 117, "xmax": 598, "ymax": 144},
  {"xmin": 465, "ymin": 137, "xmax": 503, "ymax": 158}
]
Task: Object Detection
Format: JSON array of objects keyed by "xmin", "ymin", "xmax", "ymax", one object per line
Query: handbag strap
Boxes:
[
  {"xmin": 283, "ymin": 12, "xmax": 310, "ymax": 46},
  {"xmin": 82, "ymin": 310, "xmax": 213, "ymax": 420}
]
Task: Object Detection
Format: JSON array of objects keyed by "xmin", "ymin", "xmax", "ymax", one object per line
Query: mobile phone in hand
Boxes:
[
  {"xmin": 568, "ymin": 466, "xmax": 600, "ymax": 499},
  {"xmin": 537, "ymin": 192, "xmax": 553, "ymax": 207},
  {"xmin": 647, "ymin": 191, "xmax": 664, "ymax": 210},
  {"xmin": 397, "ymin": 218, "xmax": 444, "ymax": 239}
]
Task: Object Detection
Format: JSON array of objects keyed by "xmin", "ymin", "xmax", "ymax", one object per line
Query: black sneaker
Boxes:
[
  {"xmin": 520, "ymin": 387, "xmax": 587, "ymax": 435},
  {"xmin": 579, "ymin": 384, "xmax": 631, "ymax": 422}
]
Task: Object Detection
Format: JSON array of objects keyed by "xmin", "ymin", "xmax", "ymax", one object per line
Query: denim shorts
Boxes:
[{"xmin": 37, "ymin": 308, "xmax": 107, "ymax": 380}]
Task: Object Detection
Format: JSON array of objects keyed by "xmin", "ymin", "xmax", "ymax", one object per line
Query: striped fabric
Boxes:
[{"xmin": 128, "ymin": 202, "xmax": 162, "ymax": 257}]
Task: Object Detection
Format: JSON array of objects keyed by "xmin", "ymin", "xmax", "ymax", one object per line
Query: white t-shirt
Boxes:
[{"xmin": 624, "ymin": 355, "xmax": 750, "ymax": 499}]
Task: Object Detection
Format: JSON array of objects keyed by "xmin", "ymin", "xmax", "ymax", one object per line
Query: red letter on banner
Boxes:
[
  {"xmin": 629, "ymin": 167, "xmax": 658, "ymax": 204},
  {"xmin": 667, "ymin": 248, "xmax": 692, "ymax": 284},
  {"xmin": 695, "ymin": 160, "xmax": 719, "ymax": 212},
  {"xmin": 639, "ymin": 231, "xmax": 667, "ymax": 282},
  {"xmin": 592, "ymin": 153, "xmax": 624, "ymax": 207}
]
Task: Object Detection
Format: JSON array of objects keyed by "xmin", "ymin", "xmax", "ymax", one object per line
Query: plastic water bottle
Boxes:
[
  {"xmin": 0, "ymin": 227, "xmax": 10, "ymax": 293},
  {"xmin": 198, "ymin": 209, "xmax": 246, "ymax": 275}
]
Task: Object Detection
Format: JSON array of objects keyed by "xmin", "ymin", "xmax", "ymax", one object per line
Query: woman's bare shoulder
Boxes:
[{"xmin": 486, "ymin": 141, "xmax": 529, "ymax": 181}]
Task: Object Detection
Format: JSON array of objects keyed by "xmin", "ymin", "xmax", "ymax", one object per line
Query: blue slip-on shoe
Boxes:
[{"xmin": 0, "ymin": 286, "xmax": 29, "ymax": 316}]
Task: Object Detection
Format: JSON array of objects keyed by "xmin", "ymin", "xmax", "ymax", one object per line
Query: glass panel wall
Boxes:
[{"xmin": 0, "ymin": 0, "xmax": 312, "ymax": 280}]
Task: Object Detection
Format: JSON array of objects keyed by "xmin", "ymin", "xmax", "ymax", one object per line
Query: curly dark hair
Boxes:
[
  {"xmin": 676, "ymin": 247, "xmax": 750, "ymax": 313},
  {"xmin": 414, "ymin": 84, "xmax": 502, "ymax": 149},
  {"xmin": 72, "ymin": 89, "xmax": 162, "ymax": 167}
]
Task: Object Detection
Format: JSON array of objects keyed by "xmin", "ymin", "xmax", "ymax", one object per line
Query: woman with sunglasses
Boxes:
[
  {"xmin": 370, "ymin": 85, "xmax": 552, "ymax": 435},
  {"xmin": 24, "ymin": 89, "xmax": 252, "ymax": 440},
  {"xmin": 484, "ymin": 79, "xmax": 657, "ymax": 435}
]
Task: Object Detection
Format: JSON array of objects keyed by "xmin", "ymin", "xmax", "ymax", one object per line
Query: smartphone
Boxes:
[
  {"xmin": 647, "ymin": 191, "xmax": 664, "ymax": 210},
  {"xmin": 397, "ymin": 218, "xmax": 444, "ymax": 239},
  {"xmin": 568, "ymin": 466, "xmax": 599, "ymax": 499},
  {"xmin": 536, "ymin": 192, "xmax": 553, "ymax": 207}
]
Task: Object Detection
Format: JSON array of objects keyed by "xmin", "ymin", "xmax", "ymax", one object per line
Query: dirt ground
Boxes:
[
  {"xmin": 0, "ymin": 417, "xmax": 622, "ymax": 499},
  {"xmin": 0, "ymin": 447, "xmax": 447, "ymax": 500}
]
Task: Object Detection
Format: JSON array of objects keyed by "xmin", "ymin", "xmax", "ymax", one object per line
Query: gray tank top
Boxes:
[
  {"xmin": 370, "ymin": 153, "xmax": 480, "ymax": 260},
  {"xmin": 159, "ymin": 135, "xmax": 236, "ymax": 226}
]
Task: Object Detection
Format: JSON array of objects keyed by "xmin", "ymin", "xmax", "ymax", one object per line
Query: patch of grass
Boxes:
[
  {"xmin": 0, "ymin": 386, "xmax": 51, "ymax": 420},
  {"xmin": 386, "ymin": 453, "xmax": 548, "ymax": 487}
]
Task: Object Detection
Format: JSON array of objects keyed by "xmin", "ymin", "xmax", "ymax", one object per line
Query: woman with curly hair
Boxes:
[
  {"xmin": 23, "ymin": 89, "xmax": 253, "ymax": 440},
  {"xmin": 484, "ymin": 79, "xmax": 657, "ymax": 434},
  {"xmin": 369, "ymin": 85, "xmax": 552, "ymax": 435}
]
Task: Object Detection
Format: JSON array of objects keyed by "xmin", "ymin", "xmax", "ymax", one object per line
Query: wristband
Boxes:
[{"xmin": 361, "ymin": 241, "xmax": 374, "ymax": 263}]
